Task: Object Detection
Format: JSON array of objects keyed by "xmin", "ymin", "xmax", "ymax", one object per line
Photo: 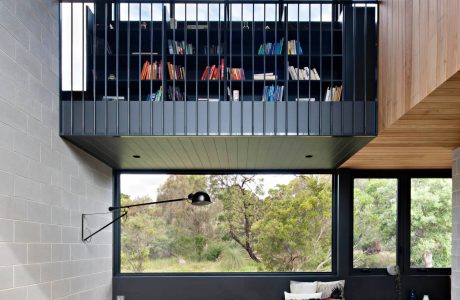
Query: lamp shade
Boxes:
[{"xmin": 188, "ymin": 191, "xmax": 211, "ymax": 206}]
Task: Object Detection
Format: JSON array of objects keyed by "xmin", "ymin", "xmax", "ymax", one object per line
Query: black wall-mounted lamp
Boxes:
[{"xmin": 81, "ymin": 191, "xmax": 211, "ymax": 242}]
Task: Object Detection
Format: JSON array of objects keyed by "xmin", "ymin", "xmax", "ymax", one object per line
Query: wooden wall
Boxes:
[{"xmin": 343, "ymin": 0, "xmax": 460, "ymax": 169}]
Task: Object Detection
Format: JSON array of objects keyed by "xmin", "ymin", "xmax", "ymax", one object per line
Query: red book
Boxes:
[
  {"xmin": 220, "ymin": 58, "xmax": 224, "ymax": 80},
  {"xmin": 212, "ymin": 67, "xmax": 218, "ymax": 80},
  {"xmin": 209, "ymin": 65, "xmax": 216, "ymax": 80},
  {"xmin": 201, "ymin": 66, "xmax": 209, "ymax": 80}
]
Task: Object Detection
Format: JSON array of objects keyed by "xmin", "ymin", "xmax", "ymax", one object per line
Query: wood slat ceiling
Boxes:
[
  {"xmin": 65, "ymin": 136, "xmax": 372, "ymax": 170},
  {"xmin": 342, "ymin": 72, "xmax": 460, "ymax": 169}
]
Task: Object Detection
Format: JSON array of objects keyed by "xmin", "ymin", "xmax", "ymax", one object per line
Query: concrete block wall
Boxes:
[
  {"xmin": 0, "ymin": 0, "xmax": 112, "ymax": 299},
  {"xmin": 453, "ymin": 148, "xmax": 460, "ymax": 299}
]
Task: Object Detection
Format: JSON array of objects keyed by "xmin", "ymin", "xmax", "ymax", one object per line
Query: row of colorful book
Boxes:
[
  {"xmin": 145, "ymin": 86, "xmax": 163, "ymax": 101},
  {"xmin": 324, "ymin": 85, "xmax": 342, "ymax": 101},
  {"xmin": 201, "ymin": 59, "xmax": 225, "ymax": 80},
  {"xmin": 287, "ymin": 40, "xmax": 303, "ymax": 55},
  {"xmin": 141, "ymin": 60, "xmax": 162, "ymax": 80},
  {"xmin": 167, "ymin": 86, "xmax": 185, "ymax": 101},
  {"xmin": 204, "ymin": 44, "xmax": 223, "ymax": 55},
  {"xmin": 167, "ymin": 62, "xmax": 185, "ymax": 80},
  {"xmin": 288, "ymin": 66, "xmax": 320, "ymax": 80},
  {"xmin": 227, "ymin": 68, "xmax": 245, "ymax": 80},
  {"xmin": 258, "ymin": 38, "xmax": 284, "ymax": 55},
  {"xmin": 262, "ymin": 84, "xmax": 284, "ymax": 102},
  {"xmin": 168, "ymin": 40, "xmax": 194, "ymax": 55}
]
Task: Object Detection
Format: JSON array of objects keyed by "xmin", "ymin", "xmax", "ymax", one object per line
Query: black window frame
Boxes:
[
  {"xmin": 349, "ymin": 170, "xmax": 452, "ymax": 276},
  {"xmin": 113, "ymin": 169, "xmax": 338, "ymax": 277},
  {"xmin": 350, "ymin": 174, "xmax": 399, "ymax": 275}
]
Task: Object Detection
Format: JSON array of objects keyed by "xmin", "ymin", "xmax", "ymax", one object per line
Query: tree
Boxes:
[
  {"xmin": 411, "ymin": 178, "xmax": 451, "ymax": 268},
  {"xmin": 120, "ymin": 194, "xmax": 167, "ymax": 272},
  {"xmin": 353, "ymin": 179, "xmax": 398, "ymax": 267},
  {"xmin": 253, "ymin": 175, "xmax": 332, "ymax": 271},
  {"xmin": 210, "ymin": 175, "xmax": 265, "ymax": 262},
  {"xmin": 157, "ymin": 175, "xmax": 220, "ymax": 239}
]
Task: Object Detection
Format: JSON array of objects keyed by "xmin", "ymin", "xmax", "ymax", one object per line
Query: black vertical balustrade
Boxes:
[
  {"xmin": 93, "ymin": 3, "xmax": 96, "ymax": 134},
  {"xmin": 150, "ymin": 3, "xmax": 153, "ymax": 135}
]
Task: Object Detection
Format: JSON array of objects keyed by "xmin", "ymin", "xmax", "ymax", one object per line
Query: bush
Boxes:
[
  {"xmin": 219, "ymin": 247, "xmax": 246, "ymax": 270},
  {"xmin": 204, "ymin": 242, "xmax": 226, "ymax": 261}
]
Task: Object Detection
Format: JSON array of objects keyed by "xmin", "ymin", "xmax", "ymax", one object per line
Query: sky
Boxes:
[{"xmin": 121, "ymin": 174, "xmax": 297, "ymax": 201}]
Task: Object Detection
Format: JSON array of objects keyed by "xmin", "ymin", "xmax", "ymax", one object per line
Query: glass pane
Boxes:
[
  {"xmin": 353, "ymin": 178, "xmax": 397, "ymax": 268},
  {"xmin": 120, "ymin": 174, "xmax": 332, "ymax": 273},
  {"xmin": 61, "ymin": 3, "xmax": 94, "ymax": 91},
  {"xmin": 411, "ymin": 178, "xmax": 452, "ymax": 268}
]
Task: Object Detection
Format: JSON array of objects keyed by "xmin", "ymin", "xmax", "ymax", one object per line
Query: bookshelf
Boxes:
[{"xmin": 60, "ymin": 1, "xmax": 377, "ymax": 137}]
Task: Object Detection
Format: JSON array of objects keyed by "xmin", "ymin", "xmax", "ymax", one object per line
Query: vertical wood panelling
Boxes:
[{"xmin": 378, "ymin": 0, "xmax": 460, "ymax": 132}]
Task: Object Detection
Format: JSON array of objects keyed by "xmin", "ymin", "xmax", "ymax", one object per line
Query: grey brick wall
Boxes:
[
  {"xmin": 453, "ymin": 148, "xmax": 460, "ymax": 300},
  {"xmin": 0, "ymin": 0, "xmax": 112, "ymax": 299}
]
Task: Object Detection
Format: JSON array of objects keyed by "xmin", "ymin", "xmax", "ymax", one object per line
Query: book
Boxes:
[
  {"xmin": 140, "ymin": 60, "xmax": 162, "ymax": 80},
  {"xmin": 258, "ymin": 38, "xmax": 284, "ymax": 55},
  {"xmin": 325, "ymin": 85, "xmax": 342, "ymax": 101},
  {"xmin": 296, "ymin": 98, "xmax": 316, "ymax": 101},
  {"xmin": 204, "ymin": 44, "xmax": 223, "ymax": 55},
  {"xmin": 288, "ymin": 66, "xmax": 320, "ymax": 80},
  {"xmin": 227, "ymin": 68, "xmax": 245, "ymax": 80},
  {"xmin": 102, "ymin": 96, "xmax": 125, "ymax": 101},
  {"xmin": 145, "ymin": 86, "xmax": 163, "ymax": 101},
  {"xmin": 132, "ymin": 52, "xmax": 159, "ymax": 55},
  {"xmin": 227, "ymin": 87, "xmax": 232, "ymax": 101},
  {"xmin": 287, "ymin": 40, "xmax": 303, "ymax": 55},
  {"xmin": 168, "ymin": 40, "xmax": 194, "ymax": 55},
  {"xmin": 167, "ymin": 62, "xmax": 185, "ymax": 80},
  {"xmin": 197, "ymin": 98, "xmax": 220, "ymax": 101},
  {"xmin": 201, "ymin": 61, "xmax": 226, "ymax": 80},
  {"xmin": 167, "ymin": 86, "xmax": 184, "ymax": 101},
  {"xmin": 262, "ymin": 84, "xmax": 284, "ymax": 102},
  {"xmin": 254, "ymin": 72, "xmax": 276, "ymax": 80}
]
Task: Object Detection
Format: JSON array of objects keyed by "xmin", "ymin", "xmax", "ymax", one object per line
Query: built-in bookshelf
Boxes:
[
  {"xmin": 60, "ymin": 1, "xmax": 377, "ymax": 137},
  {"xmin": 62, "ymin": 3, "xmax": 375, "ymax": 103}
]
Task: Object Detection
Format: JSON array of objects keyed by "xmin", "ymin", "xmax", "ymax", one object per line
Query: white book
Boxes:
[
  {"xmin": 325, "ymin": 87, "xmax": 331, "ymax": 102},
  {"xmin": 305, "ymin": 67, "xmax": 311, "ymax": 80},
  {"xmin": 312, "ymin": 68, "xmax": 320, "ymax": 80},
  {"xmin": 296, "ymin": 98, "xmax": 316, "ymax": 101},
  {"xmin": 254, "ymin": 75, "xmax": 277, "ymax": 80},
  {"xmin": 254, "ymin": 72, "xmax": 274, "ymax": 76}
]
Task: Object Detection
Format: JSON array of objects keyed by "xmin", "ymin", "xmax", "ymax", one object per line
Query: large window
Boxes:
[
  {"xmin": 410, "ymin": 178, "xmax": 452, "ymax": 269},
  {"xmin": 119, "ymin": 174, "xmax": 333, "ymax": 273},
  {"xmin": 353, "ymin": 178, "xmax": 397, "ymax": 269}
]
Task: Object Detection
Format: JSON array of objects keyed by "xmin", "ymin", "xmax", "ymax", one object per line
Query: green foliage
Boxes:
[
  {"xmin": 253, "ymin": 175, "xmax": 332, "ymax": 272},
  {"xmin": 120, "ymin": 174, "xmax": 452, "ymax": 273},
  {"xmin": 121, "ymin": 209, "xmax": 165, "ymax": 272},
  {"xmin": 219, "ymin": 246, "xmax": 247, "ymax": 270},
  {"xmin": 204, "ymin": 241, "xmax": 226, "ymax": 261},
  {"xmin": 353, "ymin": 178, "xmax": 397, "ymax": 268},
  {"xmin": 194, "ymin": 235, "xmax": 207, "ymax": 258},
  {"xmin": 210, "ymin": 175, "xmax": 265, "ymax": 262},
  {"xmin": 410, "ymin": 178, "xmax": 452, "ymax": 268}
]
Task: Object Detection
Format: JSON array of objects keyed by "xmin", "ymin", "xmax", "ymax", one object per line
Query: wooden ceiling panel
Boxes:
[{"xmin": 343, "ymin": 72, "xmax": 460, "ymax": 169}]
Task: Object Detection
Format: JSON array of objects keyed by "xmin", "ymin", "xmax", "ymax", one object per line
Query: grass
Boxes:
[
  {"xmin": 122, "ymin": 257, "xmax": 261, "ymax": 273},
  {"xmin": 353, "ymin": 250, "xmax": 396, "ymax": 268}
]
